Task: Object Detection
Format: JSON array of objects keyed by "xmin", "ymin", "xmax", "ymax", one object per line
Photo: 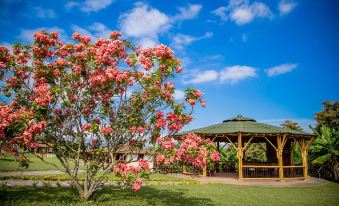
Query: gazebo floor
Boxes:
[{"xmin": 175, "ymin": 173, "xmax": 329, "ymax": 186}]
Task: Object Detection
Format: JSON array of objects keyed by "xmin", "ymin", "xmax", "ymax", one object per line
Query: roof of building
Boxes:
[
  {"xmin": 116, "ymin": 145, "xmax": 154, "ymax": 154},
  {"xmin": 179, "ymin": 114, "xmax": 314, "ymax": 137}
]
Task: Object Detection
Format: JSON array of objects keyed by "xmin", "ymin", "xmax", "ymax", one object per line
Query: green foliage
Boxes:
[
  {"xmin": 219, "ymin": 146, "xmax": 237, "ymax": 170},
  {"xmin": 244, "ymin": 143, "xmax": 266, "ymax": 162},
  {"xmin": 291, "ymin": 142, "xmax": 302, "ymax": 164},
  {"xmin": 310, "ymin": 126, "xmax": 339, "ymax": 181},
  {"xmin": 281, "ymin": 120, "xmax": 303, "ymax": 131},
  {"xmin": 315, "ymin": 101, "xmax": 339, "ymax": 131}
]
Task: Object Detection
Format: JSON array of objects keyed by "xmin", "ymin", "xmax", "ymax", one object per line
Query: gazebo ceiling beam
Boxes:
[
  {"xmin": 264, "ymin": 136, "xmax": 277, "ymax": 151},
  {"xmin": 257, "ymin": 142, "xmax": 267, "ymax": 153},
  {"xmin": 225, "ymin": 135, "xmax": 237, "ymax": 150},
  {"xmin": 243, "ymin": 136, "xmax": 254, "ymax": 152},
  {"xmin": 282, "ymin": 134, "xmax": 288, "ymax": 148}
]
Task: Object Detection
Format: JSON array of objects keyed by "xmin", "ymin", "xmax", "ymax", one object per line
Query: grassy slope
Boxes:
[
  {"xmin": 0, "ymin": 153, "xmax": 63, "ymax": 171},
  {"xmin": 0, "ymin": 183, "xmax": 339, "ymax": 206}
]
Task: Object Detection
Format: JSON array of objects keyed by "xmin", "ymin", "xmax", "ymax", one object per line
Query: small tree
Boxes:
[
  {"xmin": 315, "ymin": 101, "xmax": 339, "ymax": 131},
  {"xmin": 0, "ymin": 31, "xmax": 218, "ymax": 200},
  {"xmin": 310, "ymin": 126, "xmax": 339, "ymax": 182},
  {"xmin": 280, "ymin": 120, "xmax": 303, "ymax": 131}
]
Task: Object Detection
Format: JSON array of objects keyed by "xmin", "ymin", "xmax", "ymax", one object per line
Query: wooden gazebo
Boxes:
[{"xmin": 179, "ymin": 115, "xmax": 315, "ymax": 181}]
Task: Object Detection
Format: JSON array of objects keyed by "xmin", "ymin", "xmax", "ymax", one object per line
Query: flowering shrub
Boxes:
[
  {"xmin": 0, "ymin": 30, "xmax": 218, "ymax": 200},
  {"xmin": 155, "ymin": 133, "xmax": 219, "ymax": 172}
]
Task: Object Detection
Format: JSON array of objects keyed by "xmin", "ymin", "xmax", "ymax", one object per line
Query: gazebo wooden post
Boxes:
[
  {"xmin": 277, "ymin": 135, "xmax": 284, "ymax": 181},
  {"xmin": 301, "ymin": 138, "xmax": 308, "ymax": 179},
  {"xmin": 202, "ymin": 160, "xmax": 207, "ymax": 177},
  {"xmin": 237, "ymin": 133, "xmax": 243, "ymax": 181}
]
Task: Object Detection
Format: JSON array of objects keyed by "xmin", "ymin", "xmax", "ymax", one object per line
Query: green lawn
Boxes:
[
  {"xmin": 0, "ymin": 183, "xmax": 338, "ymax": 206},
  {"xmin": 0, "ymin": 153, "xmax": 63, "ymax": 171}
]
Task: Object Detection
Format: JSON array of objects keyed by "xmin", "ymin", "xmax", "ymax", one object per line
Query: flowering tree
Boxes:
[{"xmin": 0, "ymin": 31, "xmax": 218, "ymax": 201}]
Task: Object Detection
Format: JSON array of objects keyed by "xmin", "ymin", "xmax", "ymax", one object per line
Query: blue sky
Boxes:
[{"xmin": 1, "ymin": 0, "xmax": 338, "ymax": 132}]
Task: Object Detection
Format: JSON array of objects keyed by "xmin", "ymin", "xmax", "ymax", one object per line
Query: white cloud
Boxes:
[
  {"xmin": 278, "ymin": 0, "xmax": 297, "ymax": 15},
  {"xmin": 172, "ymin": 4, "xmax": 202, "ymax": 21},
  {"xmin": 220, "ymin": 65, "xmax": 257, "ymax": 83},
  {"xmin": 71, "ymin": 22, "xmax": 111, "ymax": 41},
  {"xmin": 119, "ymin": 2, "xmax": 171, "ymax": 48},
  {"xmin": 35, "ymin": 7, "xmax": 56, "ymax": 18},
  {"xmin": 171, "ymin": 32, "xmax": 213, "ymax": 50},
  {"xmin": 212, "ymin": 6, "xmax": 228, "ymax": 21},
  {"xmin": 119, "ymin": 3, "xmax": 205, "ymax": 48},
  {"xmin": 266, "ymin": 63, "xmax": 298, "ymax": 76},
  {"xmin": 213, "ymin": 0, "xmax": 273, "ymax": 25},
  {"xmin": 183, "ymin": 70, "xmax": 219, "ymax": 84},
  {"xmin": 174, "ymin": 90, "xmax": 186, "ymax": 100},
  {"xmin": 66, "ymin": 0, "xmax": 114, "ymax": 12},
  {"xmin": 19, "ymin": 27, "xmax": 69, "ymax": 43},
  {"xmin": 182, "ymin": 65, "xmax": 257, "ymax": 85}
]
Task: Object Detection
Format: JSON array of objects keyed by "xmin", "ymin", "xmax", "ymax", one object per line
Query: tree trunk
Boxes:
[{"xmin": 333, "ymin": 160, "xmax": 339, "ymax": 182}]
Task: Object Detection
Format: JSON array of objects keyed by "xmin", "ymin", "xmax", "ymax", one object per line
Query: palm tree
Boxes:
[{"xmin": 310, "ymin": 126, "xmax": 339, "ymax": 181}]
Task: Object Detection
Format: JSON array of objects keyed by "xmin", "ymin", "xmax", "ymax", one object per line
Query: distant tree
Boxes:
[
  {"xmin": 315, "ymin": 101, "xmax": 339, "ymax": 131},
  {"xmin": 310, "ymin": 126, "xmax": 339, "ymax": 182},
  {"xmin": 280, "ymin": 120, "xmax": 303, "ymax": 131}
]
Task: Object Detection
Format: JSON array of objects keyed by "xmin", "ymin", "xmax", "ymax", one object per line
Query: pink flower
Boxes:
[
  {"xmin": 156, "ymin": 154, "xmax": 165, "ymax": 164},
  {"xmin": 165, "ymin": 82, "xmax": 174, "ymax": 89},
  {"xmin": 69, "ymin": 94, "xmax": 77, "ymax": 102},
  {"xmin": 210, "ymin": 151, "xmax": 220, "ymax": 161},
  {"xmin": 72, "ymin": 32, "xmax": 81, "ymax": 40},
  {"xmin": 110, "ymin": 31, "xmax": 122, "ymax": 39},
  {"xmin": 200, "ymin": 99, "xmax": 206, "ymax": 107},
  {"xmin": 187, "ymin": 99, "xmax": 196, "ymax": 106},
  {"xmin": 128, "ymin": 166, "xmax": 141, "ymax": 174},
  {"xmin": 138, "ymin": 159, "xmax": 149, "ymax": 170},
  {"xmin": 81, "ymin": 123, "xmax": 91, "ymax": 131},
  {"xmin": 92, "ymin": 139, "xmax": 97, "ymax": 145},
  {"xmin": 156, "ymin": 111, "xmax": 164, "ymax": 118},
  {"xmin": 132, "ymin": 178, "xmax": 142, "ymax": 192},
  {"xmin": 194, "ymin": 89, "xmax": 203, "ymax": 98},
  {"xmin": 100, "ymin": 126, "xmax": 113, "ymax": 135},
  {"xmin": 176, "ymin": 67, "xmax": 182, "ymax": 73},
  {"xmin": 156, "ymin": 119, "xmax": 166, "ymax": 128},
  {"xmin": 130, "ymin": 126, "xmax": 136, "ymax": 133},
  {"xmin": 137, "ymin": 126, "xmax": 144, "ymax": 133}
]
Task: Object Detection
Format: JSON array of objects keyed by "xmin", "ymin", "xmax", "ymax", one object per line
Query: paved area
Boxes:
[
  {"xmin": 172, "ymin": 173, "xmax": 330, "ymax": 187},
  {"xmin": 0, "ymin": 171, "xmax": 331, "ymax": 187}
]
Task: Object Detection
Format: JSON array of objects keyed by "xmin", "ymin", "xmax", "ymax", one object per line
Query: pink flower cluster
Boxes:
[
  {"xmin": 137, "ymin": 45, "xmax": 176, "ymax": 71},
  {"xmin": 156, "ymin": 133, "xmax": 219, "ymax": 169},
  {"xmin": 130, "ymin": 126, "xmax": 145, "ymax": 134},
  {"xmin": 100, "ymin": 126, "xmax": 113, "ymax": 135},
  {"xmin": 154, "ymin": 111, "xmax": 191, "ymax": 132},
  {"xmin": 113, "ymin": 159, "xmax": 150, "ymax": 192},
  {"xmin": 31, "ymin": 78, "xmax": 52, "ymax": 107},
  {"xmin": 186, "ymin": 89, "xmax": 206, "ymax": 107},
  {"xmin": 0, "ymin": 105, "xmax": 31, "ymax": 138}
]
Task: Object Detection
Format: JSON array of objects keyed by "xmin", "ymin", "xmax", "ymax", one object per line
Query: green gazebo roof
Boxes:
[{"xmin": 180, "ymin": 114, "xmax": 314, "ymax": 137}]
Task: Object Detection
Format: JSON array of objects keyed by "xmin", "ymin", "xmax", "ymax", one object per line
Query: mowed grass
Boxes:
[
  {"xmin": 0, "ymin": 183, "xmax": 339, "ymax": 206},
  {"xmin": 0, "ymin": 153, "xmax": 63, "ymax": 171}
]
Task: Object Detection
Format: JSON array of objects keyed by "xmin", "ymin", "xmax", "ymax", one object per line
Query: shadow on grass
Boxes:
[
  {"xmin": 0, "ymin": 158, "xmax": 16, "ymax": 162},
  {"xmin": 0, "ymin": 186, "xmax": 214, "ymax": 206}
]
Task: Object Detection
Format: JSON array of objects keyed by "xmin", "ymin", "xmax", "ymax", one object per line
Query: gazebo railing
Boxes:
[
  {"xmin": 283, "ymin": 166, "xmax": 304, "ymax": 178},
  {"xmin": 242, "ymin": 165, "xmax": 305, "ymax": 179},
  {"xmin": 242, "ymin": 165, "xmax": 279, "ymax": 178}
]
